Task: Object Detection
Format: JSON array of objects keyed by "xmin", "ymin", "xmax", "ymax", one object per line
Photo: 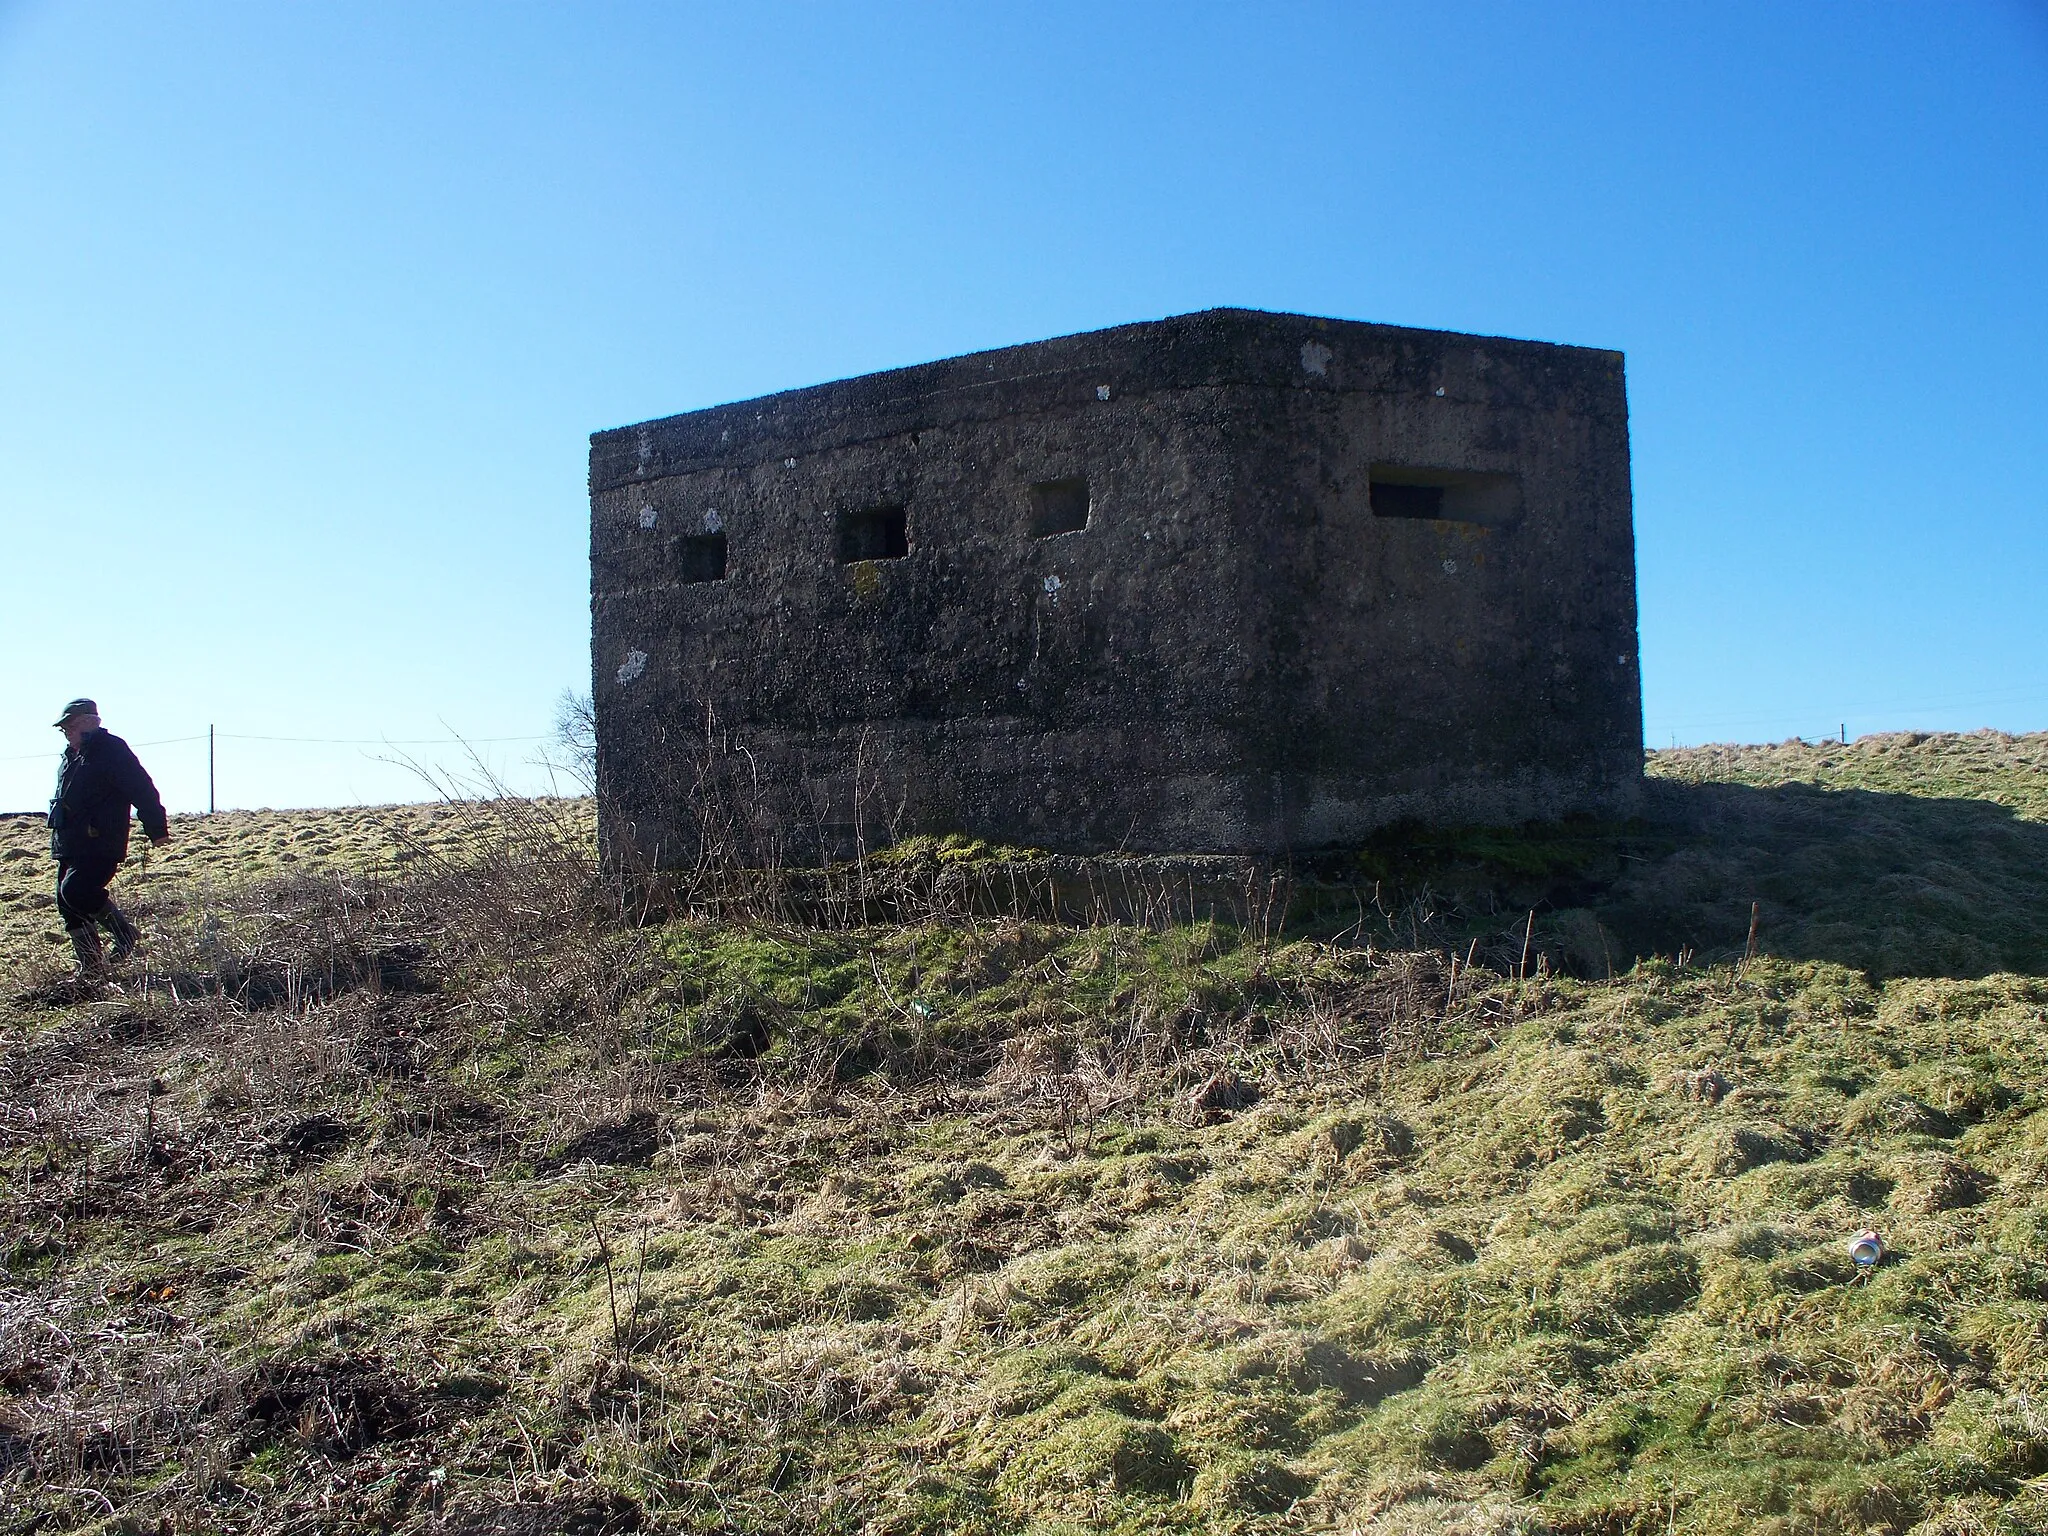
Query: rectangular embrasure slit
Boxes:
[
  {"xmin": 1029, "ymin": 477, "xmax": 1089, "ymax": 537},
  {"xmin": 676, "ymin": 531, "xmax": 728, "ymax": 583},
  {"xmin": 1368, "ymin": 482, "xmax": 1443, "ymax": 520},
  {"xmin": 838, "ymin": 505, "xmax": 909, "ymax": 562},
  {"xmin": 1368, "ymin": 464, "xmax": 1523, "ymax": 528}
]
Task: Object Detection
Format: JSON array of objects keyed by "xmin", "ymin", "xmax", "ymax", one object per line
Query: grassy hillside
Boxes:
[{"xmin": 3, "ymin": 735, "xmax": 2047, "ymax": 1535}]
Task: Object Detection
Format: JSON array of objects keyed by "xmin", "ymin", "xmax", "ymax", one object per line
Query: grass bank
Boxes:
[{"xmin": 3, "ymin": 735, "xmax": 2046, "ymax": 1534}]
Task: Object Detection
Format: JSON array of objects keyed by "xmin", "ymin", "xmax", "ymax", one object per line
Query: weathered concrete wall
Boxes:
[{"xmin": 590, "ymin": 308, "xmax": 1641, "ymax": 868}]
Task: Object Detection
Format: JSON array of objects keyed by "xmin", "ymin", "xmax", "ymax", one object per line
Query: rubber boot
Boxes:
[
  {"xmin": 66, "ymin": 920, "xmax": 106, "ymax": 975},
  {"xmin": 101, "ymin": 903, "xmax": 141, "ymax": 962}
]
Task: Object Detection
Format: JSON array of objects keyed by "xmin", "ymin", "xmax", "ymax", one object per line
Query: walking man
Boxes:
[{"xmin": 48, "ymin": 699, "xmax": 169, "ymax": 972}]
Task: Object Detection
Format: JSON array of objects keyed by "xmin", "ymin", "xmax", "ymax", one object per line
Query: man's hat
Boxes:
[{"xmin": 52, "ymin": 698, "xmax": 97, "ymax": 727}]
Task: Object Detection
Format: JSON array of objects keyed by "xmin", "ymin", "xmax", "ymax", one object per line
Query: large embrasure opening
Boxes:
[
  {"xmin": 1028, "ymin": 478, "xmax": 1090, "ymax": 538},
  {"xmin": 676, "ymin": 532, "xmax": 728, "ymax": 583},
  {"xmin": 837, "ymin": 505, "xmax": 909, "ymax": 562}
]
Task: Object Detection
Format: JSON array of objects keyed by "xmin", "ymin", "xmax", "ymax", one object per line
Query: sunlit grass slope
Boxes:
[{"xmin": 2, "ymin": 735, "xmax": 2046, "ymax": 1535}]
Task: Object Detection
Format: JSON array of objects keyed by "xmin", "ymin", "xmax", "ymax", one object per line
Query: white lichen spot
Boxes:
[
  {"xmin": 635, "ymin": 428, "xmax": 653, "ymax": 469},
  {"xmin": 783, "ymin": 457, "xmax": 797, "ymax": 469},
  {"xmin": 1095, "ymin": 384, "xmax": 1111, "ymax": 401},
  {"xmin": 616, "ymin": 649, "xmax": 648, "ymax": 684},
  {"xmin": 1434, "ymin": 386, "xmax": 1446, "ymax": 397},
  {"xmin": 638, "ymin": 505, "xmax": 658, "ymax": 529},
  {"xmin": 1300, "ymin": 341, "xmax": 1333, "ymax": 376},
  {"xmin": 1042, "ymin": 575, "xmax": 1062, "ymax": 604},
  {"xmin": 703, "ymin": 507, "xmax": 724, "ymax": 532},
  {"xmin": 1442, "ymin": 559, "xmax": 1459, "ymax": 575}
]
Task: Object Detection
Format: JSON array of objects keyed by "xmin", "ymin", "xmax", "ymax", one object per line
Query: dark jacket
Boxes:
[{"xmin": 49, "ymin": 729, "xmax": 168, "ymax": 862}]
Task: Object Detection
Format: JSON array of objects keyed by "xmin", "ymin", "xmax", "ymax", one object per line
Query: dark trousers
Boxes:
[{"xmin": 55, "ymin": 856, "xmax": 121, "ymax": 928}]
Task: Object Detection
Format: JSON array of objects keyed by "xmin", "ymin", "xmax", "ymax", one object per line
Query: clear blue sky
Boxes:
[{"xmin": 2, "ymin": 1, "xmax": 2044, "ymax": 812}]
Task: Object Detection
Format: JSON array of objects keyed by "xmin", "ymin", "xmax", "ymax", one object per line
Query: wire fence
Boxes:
[
  {"xmin": 0, "ymin": 725, "xmax": 574, "ymax": 819},
  {"xmin": 0, "ymin": 730, "xmax": 549, "ymax": 763},
  {"xmin": 1648, "ymin": 683, "xmax": 2048, "ymax": 748},
  {"xmin": 5, "ymin": 688, "xmax": 2044, "ymax": 817},
  {"xmin": 10, "ymin": 697, "xmax": 2048, "ymax": 773}
]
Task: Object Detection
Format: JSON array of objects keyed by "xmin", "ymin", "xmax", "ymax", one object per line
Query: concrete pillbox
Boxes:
[{"xmin": 590, "ymin": 307, "xmax": 1641, "ymax": 869}]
